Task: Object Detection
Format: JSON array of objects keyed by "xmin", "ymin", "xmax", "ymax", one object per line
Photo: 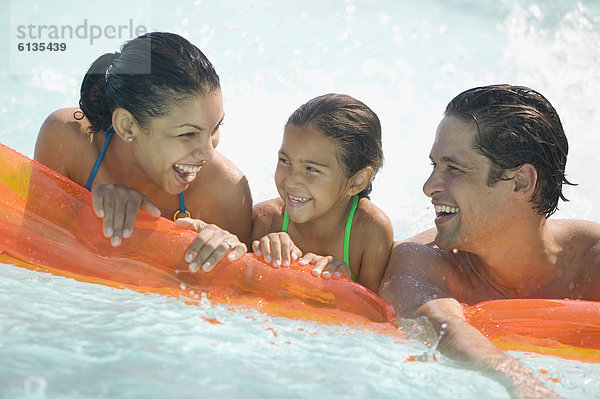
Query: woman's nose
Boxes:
[{"xmin": 191, "ymin": 136, "xmax": 214, "ymax": 161}]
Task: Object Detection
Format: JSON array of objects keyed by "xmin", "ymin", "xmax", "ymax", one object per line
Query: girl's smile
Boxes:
[{"xmin": 275, "ymin": 125, "xmax": 351, "ymax": 225}]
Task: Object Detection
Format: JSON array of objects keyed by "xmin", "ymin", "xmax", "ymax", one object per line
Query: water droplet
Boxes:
[{"xmin": 24, "ymin": 376, "xmax": 47, "ymax": 395}]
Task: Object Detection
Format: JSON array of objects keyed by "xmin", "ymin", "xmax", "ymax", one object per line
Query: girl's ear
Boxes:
[
  {"xmin": 512, "ymin": 163, "xmax": 537, "ymax": 198},
  {"xmin": 347, "ymin": 166, "xmax": 373, "ymax": 196},
  {"xmin": 112, "ymin": 107, "xmax": 139, "ymax": 142}
]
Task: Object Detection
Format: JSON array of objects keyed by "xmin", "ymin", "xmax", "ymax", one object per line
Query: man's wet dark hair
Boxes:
[
  {"xmin": 445, "ymin": 84, "xmax": 575, "ymax": 218},
  {"xmin": 79, "ymin": 32, "xmax": 220, "ymax": 133}
]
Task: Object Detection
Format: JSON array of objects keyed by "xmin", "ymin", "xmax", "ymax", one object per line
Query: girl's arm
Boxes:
[{"xmin": 251, "ymin": 199, "xmax": 302, "ymax": 266}]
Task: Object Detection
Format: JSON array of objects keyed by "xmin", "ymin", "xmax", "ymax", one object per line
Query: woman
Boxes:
[{"xmin": 34, "ymin": 32, "xmax": 252, "ymax": 272}]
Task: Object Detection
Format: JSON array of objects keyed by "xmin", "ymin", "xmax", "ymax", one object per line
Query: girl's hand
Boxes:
[
  {"xmin": 91, "ymin": 184, "xmax": 161, "ymax": 247},
  {"xmin": 299, "ymin": 253, "xmax": 352, "ymax": 279},
  {"xmin": 176, "ymin": 218, "xmax": 246, "ymax": 272},
  {"xmin": 252, "ymin": 232, "xmax": 302, "ymax": 268}
]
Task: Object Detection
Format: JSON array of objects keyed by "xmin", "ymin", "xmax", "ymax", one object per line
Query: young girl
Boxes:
[{"xmin": 251, "ymin": 94, "xmax": 394, "ymax": 292}]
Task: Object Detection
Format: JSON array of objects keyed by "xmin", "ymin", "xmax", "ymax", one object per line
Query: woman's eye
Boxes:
[
  {"xmin": 306, "ymin": 166, "xmax": 319, "ymax": 173},
  {"xmin": 179, "ymin": 132, "xmax": 196, "ymax": 138},
  {"xmin": 278, "ymin": 158, "xmax": 290, "ymax": 165}
]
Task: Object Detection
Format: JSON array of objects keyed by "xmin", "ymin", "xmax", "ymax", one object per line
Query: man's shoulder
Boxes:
[
  {"xmin": 550, "ymin": 219, "xmax": 600, "ymax": 252},
  {"xmin": 387, "ymin": 240, "xmax": 457, "ymax": 276},
  {"xmin": 549, "ymin": 219, "xmax": 600, "ymax": 300},
  {"xmin": 380, "ymin": 241, "xmax": 462, "ymax": 315}
]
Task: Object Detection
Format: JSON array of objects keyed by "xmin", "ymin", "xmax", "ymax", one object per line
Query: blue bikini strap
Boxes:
[
  {"xmin": 84, "ymin": 126, "xmax": 114, "ymax": 191},
  {"xmin": 173, "ymin": 192, "xmax": 191, "ymax": 221}
]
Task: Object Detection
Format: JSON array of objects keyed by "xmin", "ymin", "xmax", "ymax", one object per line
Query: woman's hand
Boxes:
[
  {"xmin": 176, "ymin": 218, "xmax": 246, "ymax": 272},
  {"xmin": 299, "ymin": 253, "xmax": 352, "ymax": 279},
  {"xmin": 252, "ymin": 232, "xmax": 302, "ymax": 267},
  {"xmin": 91, "ymin": 184, "xmax": 161, "ymax": 247}
]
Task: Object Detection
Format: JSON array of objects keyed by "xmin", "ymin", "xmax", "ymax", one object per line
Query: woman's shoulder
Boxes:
[
  {"xmin": 192, "ymin": 151, "xmax": 251, "ymax": 201},
  {"xmin": 34, "ymin": 107, "xmax": 93, "ymax": 178},
  {"xmin": 39, "ymin": 107, "xmax": 89, "ymax": 133},
  {"xmin": 204, "ymin": 151, "xmax": 246, "ymax": 181}
]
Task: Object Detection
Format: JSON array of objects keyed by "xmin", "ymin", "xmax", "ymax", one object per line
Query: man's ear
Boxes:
[
  {"xmin": 347, "ymin": 166, "xmax": 373, "ymax": 196},
  {"xmin": 512, "ymin": 163, "xmax": 537, "ymax": 198},
  {"xmin": 112, "ymin": 107, "xmax": 138, "ymax": 142}
]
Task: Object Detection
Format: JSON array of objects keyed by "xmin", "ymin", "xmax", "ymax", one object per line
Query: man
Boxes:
[{"xmin": 379, "ymin": 85, "xmax": 600, "ymax": 398}]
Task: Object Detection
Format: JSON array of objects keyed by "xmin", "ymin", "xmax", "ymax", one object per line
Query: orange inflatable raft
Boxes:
[{"xmin": 0, "ymin": 142, "xmax": 599, "ymax": 361}]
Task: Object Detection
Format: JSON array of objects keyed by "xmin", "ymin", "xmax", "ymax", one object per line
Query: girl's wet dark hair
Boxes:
[
  {"xmin": 445, "ymin": 84, "xmax": 575, "ymax": 218},
  {"xmin": 79, "ymin": 32, "xmax": 220, "ymax": 133},
  {"xmin": 286, "ymin": 93, "xmax": 384, "ymax": 199}
]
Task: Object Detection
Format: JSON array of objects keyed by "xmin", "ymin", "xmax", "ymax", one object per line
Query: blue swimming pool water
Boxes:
[{"xmin": 1, "ymin": 0, "xmax": 599, "ymax": 398}]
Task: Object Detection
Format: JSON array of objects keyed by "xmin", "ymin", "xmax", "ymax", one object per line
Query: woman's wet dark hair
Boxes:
[
  {"xmin": 286, "ymin": 93, "xmax": 384, "ymax": 199},
  {"xmin": 79, "ymin": 32, "xmax": 220, "ymax": 133},
  {"xmin": 445, "ymin": 84, "xmax": 575, "ymax": 218}
]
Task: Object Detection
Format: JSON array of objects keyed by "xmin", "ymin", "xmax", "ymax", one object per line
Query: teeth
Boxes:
[
  {"xmin": 434, "ymin": 205, "xmax": 459, "ymax": 214},
  {"xmin": 174, "ymin": 163, "xmax": 202, "ymax": 173},
  {"xmin": 289, "ymin": 195, "xmax": 310, "ymax": 203}
]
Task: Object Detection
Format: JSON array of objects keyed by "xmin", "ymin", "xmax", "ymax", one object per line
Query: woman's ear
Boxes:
[
  {"xmin": 347, "ymin": 166, "xmax": 374, "ymax": 196},
  {"xmin": 112, "ymin": 107, "xmax": 138, "ymax": 142},
  {"xmin": 512, "ymin": 163, "xmax": 537, "ymax": 198}
]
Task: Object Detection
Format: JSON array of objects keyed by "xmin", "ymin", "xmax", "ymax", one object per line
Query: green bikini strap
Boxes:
[
  {"xmin": 281, "ymin": 195, "xmax": 359, "ymax": 281},
  {"xmin": 345, "ymin": 195, "xmax": 359, "ymax": 282},
  {"xmin": 282, "ymin": 208, "xmax": 290, "ymax": 232}
]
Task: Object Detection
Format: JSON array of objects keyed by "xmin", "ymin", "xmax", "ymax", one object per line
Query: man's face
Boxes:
[{"xmin": 423, "ymin": 115, "xmax": 515, "ymax": 251}]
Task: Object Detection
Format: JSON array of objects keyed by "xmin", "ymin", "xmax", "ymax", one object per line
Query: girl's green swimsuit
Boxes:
[{"xmin": 281, "ymin": 194, "xmax": 359, "ymax": 282}]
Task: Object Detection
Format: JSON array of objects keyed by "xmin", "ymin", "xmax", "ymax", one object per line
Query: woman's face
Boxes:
[{"xmin": 130, "ymin": 90, "xmax": 224, "ymax": 195}]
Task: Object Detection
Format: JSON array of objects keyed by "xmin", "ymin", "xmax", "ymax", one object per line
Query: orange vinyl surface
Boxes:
[{"xmin": 1, "ymin": 142, "xmax": 599, "ymax": 361}]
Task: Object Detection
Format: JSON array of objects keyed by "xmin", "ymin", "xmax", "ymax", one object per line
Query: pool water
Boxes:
[
  {"xmin": 2, "ymin": 263, "xmax": 599, "ymax": 399},
  {"xmin": 1, "ymin": 0, "xmax": 599, "ymax": 398}
]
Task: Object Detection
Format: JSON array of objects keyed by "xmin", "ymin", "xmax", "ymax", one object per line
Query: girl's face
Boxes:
[
  {"xmin": 130, "ymin": 91, "xmax": 224, "ymax": 195},
  {"xmin": 275, "ymin": 125, "xmax": 352, "ymax": 224}
]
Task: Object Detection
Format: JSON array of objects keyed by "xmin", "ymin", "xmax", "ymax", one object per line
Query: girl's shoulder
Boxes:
[
  {"xmin": 354, "ymin": 197, "xmax": 394, "ymax": 236},
  {"xmin": 251, "ymin": 197, "xmax": 285, "ymax": 240}
]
